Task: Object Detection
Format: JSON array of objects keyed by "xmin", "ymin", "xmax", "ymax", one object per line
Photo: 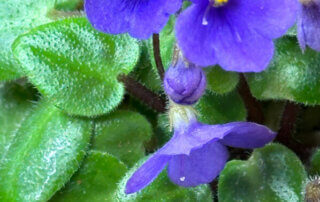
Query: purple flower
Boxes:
[
  {"xmin": 297, "ymin": 0, "xmax": 320, "ymax": 51},
  {"xmin": 175, "ymin": 0, "xmax": 298, "ymax": 72},
  {"xmin": 164, "ymin": 60, "xmax": 206, "ymax": 105},
  {"xmin": 84, "ymin": 0, "xmax": 181, "ymax": 39},
  {"xmin": 125, "ymin": 104, "xmax": 276, "ymax": 194}
]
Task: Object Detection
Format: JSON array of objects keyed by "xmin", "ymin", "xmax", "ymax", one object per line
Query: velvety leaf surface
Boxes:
[
  {"xmin": 0, "ymin": 102, "xmax": 92, "ymax": 202},
  {"xmin": 0, "ymin": 0, "xmax": 55, "ymax": 80},
  {"xmin": 205, "ymin": 66, "xmax": 239, "ymax": 94},
  {"xmin": 50, "ymin": 151, "xmax": 127, "ymax": 202},
  {"xmin": 218, "ymin": 144, "xmax": 307, "ymax": 202},
  {"xmin": 114, "ymin": 157, "xmax": 213, "ymax": 202},
  {"xmin": 195, "ymin": 91, "xmax": 247, "ymax": 124},
  {"xmin": 93, "ymin": 110, "xmax": 152, "ymax": 166},
  {"xmin": 247, "ymin": 37, "xmax": 320, "ymax": 105},
  {"xmin": 310, "ymin": 148, "xmax": 320, "ymax": 175},
  {"xmin": 13, "ymin": 17, "xmax": 140, "ymax": 116},
  {"xmin": 0, "ymin": 81, "xmax": 37, "ymax": 159}
]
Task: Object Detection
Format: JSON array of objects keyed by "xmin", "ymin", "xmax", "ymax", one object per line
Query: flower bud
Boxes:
[{"xmin": 164, "ymin": 61, "xmax": 206, "ymax": 105}]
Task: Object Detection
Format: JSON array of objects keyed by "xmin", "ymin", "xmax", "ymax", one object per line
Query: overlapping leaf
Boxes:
[
  {"xmin": 0, "ymin": 0, "xmax": 56, "ymax": 80},
  {"xmin": 218, "ymin": 144, "xmax": 307, "ymax": 202},
  {"xmin": 13, "ymin": 17, "xmax": 140, "ymax": 116},
  {"xmin": 0, "ymin": 102, "xmax": 92, "ymax": 201}
]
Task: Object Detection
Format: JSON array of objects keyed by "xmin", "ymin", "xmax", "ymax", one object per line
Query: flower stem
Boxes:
[
  {"xmin": 118, "ymin": 75, "xmax": 166, "ymax": 113},
  {"xmin": 238, "ymin": 74, "xmax": 264, "ymax": 124},
  {"xmin": 152, "ymin": 34, "xmax": 165, "ymax": 80}
]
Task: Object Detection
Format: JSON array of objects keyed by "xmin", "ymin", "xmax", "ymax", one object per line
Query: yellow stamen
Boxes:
[{"xmin": 214, "ymin": 0, "xmax": 228, "ymax": 7}]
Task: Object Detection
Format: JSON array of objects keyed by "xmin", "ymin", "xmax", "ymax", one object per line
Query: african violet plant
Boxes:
[{"xmin": 1, "ymin": 0, "xmax": 320, "ymax": 201}]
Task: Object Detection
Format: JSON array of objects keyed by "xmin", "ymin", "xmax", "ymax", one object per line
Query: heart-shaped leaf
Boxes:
[
  {"xmin": 50, "ymin": 151, "xmax": 128, "ymax": 202},
  {"xmin": 93, "ymin": 110, "xmax": 152, "ymax": 166},
  {"xmin": 0, "ymin": 0, "xmax": 56, "ymax": 80},
  {"xmin": 247, "ymin": 37, "xmax": 320, "ymax": 105},
  {"xmin": 13, "ymin": 17, "xmax": 140, "ymax": 116},
  {"xmin": 0, "ymin": 101, "xmax": 92, "ymax": 201},
  {"xmin": 218, "ymin": 143, "xmax": 307, "ymax": 202}
]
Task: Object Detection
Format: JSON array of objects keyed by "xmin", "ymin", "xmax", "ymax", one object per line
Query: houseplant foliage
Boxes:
[{"xmin": 1, "ymin": 0, "xmax": 320, "ymax": 201}]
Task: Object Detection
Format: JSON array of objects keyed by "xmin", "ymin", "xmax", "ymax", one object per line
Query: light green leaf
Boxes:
[
  {"xmin": 195, "ymin": 91, "xmax": 247, "ymax": 124},
  {"xmin": 205, "ymin": 66, "xmax": 239, "ymax": 94},
  {"xmin": 93, "ymin": 110, "xmax": 152, "ymax": 167},
  {"xmin": 218, "ymin": 143, "xmax": 307, "ymax": 202},
  {"xmin": 114, "ymin": 157, "xmax": 213, "ymax": 202},
  {"xmin": 0, "ymin": 0, "xmax": 56, "ymax": 81},
  {"xmin": 50, "ymin": 151, "xmax": 128, "ymax": 202},
  {"xmin": 0, "ymin": 101, "xmax": 92, "ymax": 202},
  {"xmin": 247, "ymin": 37, "xmax": 320, "ymax": 105},
  {"xmin": 0, "ymin": 81, "xmax": 37, "ymax": 157},
  {"xmin": 13, "ymin": 17, "xmax": 140, "ymax": 116}
]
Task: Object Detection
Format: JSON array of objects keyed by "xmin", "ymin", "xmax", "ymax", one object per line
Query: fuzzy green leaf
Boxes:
[
  {"xmin": 13, "ymin": 17, "xmax": 140, "ymax": 116},
  {"xmin": 218, "ymin": 144, "xmax": 307, "ymax": 202},
  {"xmin": 196, "ymin": 91, "xmax": 247, "ymax": 124},
  {"xmin": 50, "ymin": 151, "xmax": 127, "ymax": 202},
  {"xmin": 0, "ymin": 0, "xmax": 56, "ymax": 81},
  {"xmin": 93, "ymin": 110, "xmax": 152, "ymax": 166},
  {"xmin": 247, "ymin": 37, "xmax": 320, "ymax": 105},
  {"xmin": 0, "ymin": 102, "xmax": 92, "ymax": 201},
  {"xmin": 0, "ymin": 81, "xmax": 37, "ymax": 157},
  {"xmin": 310, "ymin": 148, "xmax": 320, "ymax": 175},
  {"xmin": 205, "ymin": 66, "xmax": 239, "ymax": 94}
]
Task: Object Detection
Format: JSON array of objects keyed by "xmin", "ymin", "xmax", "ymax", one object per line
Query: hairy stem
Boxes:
[
  {"xmin": 152, "ymin": 34, "xmax": 165, "ymax": 80},
  {"xmin": 238, "ymin": 74, "xmax": 264, "ymax": 124},
  {"xmin": 118, "ymin": 75, "xmax": 166, "ymax": 113}
]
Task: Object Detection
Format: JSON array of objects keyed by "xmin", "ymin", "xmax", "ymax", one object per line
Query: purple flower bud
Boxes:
[
  {"xmin": 297, "ymin": 0, "xmax": 320, "ymax": 51},
  {"xmin": 164, "ymin": 61, "xmax": 206, "ymax": 105}
]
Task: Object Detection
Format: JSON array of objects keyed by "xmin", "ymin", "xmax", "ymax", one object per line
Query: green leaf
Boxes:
[
  {"xmin": 13, "ymin": 17, "xmax": 140, "ymax": 116},
  {"xmin": 148, "ymin": 16, "xmax": 175, "ymax": 71},
  {"xmin": 218, "ymin": 143, "xmax": 307, "ymax": 202},
  {"xmin": 93, "ymin": 110, "xmax": 152, "ymax": 166},
  {"xmin": 50, "ymin": 151, "xmax": 128, "ymax": 202},
  {"xmin": 114, "ymin": 157, "xmax": 213, "ymax": 202},
  {"xmin": 247, "ymin": 37, "xmax": 320, "ymax": 105},
  {"xmin": 0, "ymin": 0, "xmax": 56, "ymax": 81},
  {"xmin": 195, "ymin": 91, "xmax": 247, "ymax": 124},
  {"xmin": 55, "ymin": 0, "xmax": 82, "ymax": 11},
  {"xmin": 310, "ymin": 148, "xmax": 320, "ymax": 175},
  {"xmin": 0, "ymin": 81, "xmax": 38, "ymax": 157},
  {"xmin": 205, "ymin": 66, "xmax": 239, "ymax": 94},
  {"xmin": 0, "ymin": 101, "xmax": 92, "ymax": 202},
  {"xmin": 131, "ymin": 42, "xmax": 162, "ymax": 92}
]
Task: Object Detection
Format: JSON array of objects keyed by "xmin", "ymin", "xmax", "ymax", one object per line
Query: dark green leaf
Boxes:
[
  {"xmin": 195, "ymin": 91, "xmax": 247, "ymax": 124},
  {"xmin": 205, "ymin": 66, "xmax": 239, "ymax": 94},
  {"xmin": 13, "ymin": 17, "xmax": 140, "ymax": 116},
  {"xmin": 114, "ymin": 157, "xmax": 213, "ymax": 202},
  {"xmin": 247, "ymin": 37, "xmax": 320, "ymax": 105},
  {"xmin": 310, "ymin": 148, "xmax": 320, "ymax": 175},
  {"xmin": 50, "ymin": 151, "xmax": 127, "ymax": 202},
  {"xmin": 93, "ymin": 110, "xmax": 152, "ymax": 166},
  {"xmin": 55, "ymin": 0, "xmax": 82, "ymax": 11},
  {"xmin": 0, "ymin": 102, "xmax": 92, "ymax": 201},
  {"xmin": 218, "ymin": 143, "xmax": 307, "ymax": 202},
  {"xmin": 0, "ymin": 0, "xmax": 56, "ymax": 81}
]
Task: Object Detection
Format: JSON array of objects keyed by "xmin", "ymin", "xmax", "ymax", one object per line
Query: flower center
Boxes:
[
  {"xmin": 168, "ymin": 101, "xmax": 197, "ymax": 130},
  {"xmin": 213, "ymin": 0, "xmax": 228, "ymax": 7}
]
